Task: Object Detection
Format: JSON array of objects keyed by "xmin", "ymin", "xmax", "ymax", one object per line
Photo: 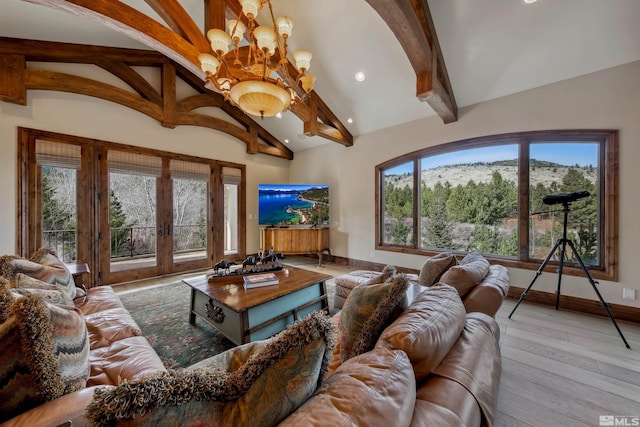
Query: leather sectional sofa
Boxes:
[
  {"xmin": 3, "ymin": 252, "xmax": 508, "ymax": 426},
  {"xmin": 2, "ymin": 285, "xmax": 167, "ymax": 426}
]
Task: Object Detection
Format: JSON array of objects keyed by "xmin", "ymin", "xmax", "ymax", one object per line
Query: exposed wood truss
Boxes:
[
  {"xmin": 365, "ymin": 0, "xmax": 458, "ymax": 123},
  {"xmin": 0, "ymin": 37, "xmax": 293, "ymax": 159},
  {"xmin": 18, "ymin": 0, "xmax": 354, "ymax": 147}
]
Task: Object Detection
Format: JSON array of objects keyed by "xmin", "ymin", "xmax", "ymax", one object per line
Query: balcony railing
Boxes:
[
  {"xmin": 42, "ymin": 229, "xmax": 77, "ymax": 263},
  {"xmin": 43, "ymin": 224, "xmax": 207, "ymax": 263}
]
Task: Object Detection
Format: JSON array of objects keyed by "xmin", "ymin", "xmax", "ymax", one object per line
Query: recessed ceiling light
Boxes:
[
  {"xmin": 524, "ymin": 0, "xmax": 537, "ymax": 3},
  {"xmin": 284, "ymin": 139, "xmax": 289, "ymax": 143},
  {"xmin": 354, "ymin": 72, "xmax": 366, "ymax": 82},
  {"xmin": 347, "ymin": 118, "xmax": 353, "ymax": 124},
  {"xmin": 276, "ymin": 112, "xmax": 282, "ymax": 118}
]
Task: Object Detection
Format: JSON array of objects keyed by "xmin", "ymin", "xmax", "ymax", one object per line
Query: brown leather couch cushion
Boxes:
[
  {"xmin": 440, "ymin": 252, "xmax": 490, "ymax": 297},
  {"xmin": 88, "ymin": 336, "xmax": 166, "ymax": 386},
  {"xmin": 431, "ymin": 312, "xmax": 502, "ymax": 426},
  {"xmin": 411, "ymin": 376, "xmax": 482, "ymax": 427},
  {"xmin": 375, "ymin": 284, "xmax": 466, "ymax": 382},
  {"xmin": 76, "ymin": 286, "xmax": 124, "ymax": 316},
  {"xmin": 279, "ymin": 347, "xmax": 416, "ymax": 427},
  {"xmin": 463, "ymin": 264, "xmax": 510, "ymax": 317},
  {"xmin": 84, "ymin": 307, "xmax": 142, "ymax": 349}
]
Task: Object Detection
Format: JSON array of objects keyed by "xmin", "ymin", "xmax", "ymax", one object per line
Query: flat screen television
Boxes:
[{"xmin": 258, "ymin": 184, "xmax": 329, "ymax": 226}]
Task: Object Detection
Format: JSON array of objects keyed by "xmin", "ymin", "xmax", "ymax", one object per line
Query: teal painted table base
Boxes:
[{"xmin": 183, "ymin": 266, "xmax": 330, "ymax": 346}]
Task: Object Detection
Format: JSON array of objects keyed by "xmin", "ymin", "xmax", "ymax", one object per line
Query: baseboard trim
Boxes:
[{"xmin": 507, "ymin": 286, "xmax": 640, "ymax": 324}]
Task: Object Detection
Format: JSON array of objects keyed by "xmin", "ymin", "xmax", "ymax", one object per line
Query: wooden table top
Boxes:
[{"xmin": 182, "ymin": 265, "xmax": 332, "ymax": 312}]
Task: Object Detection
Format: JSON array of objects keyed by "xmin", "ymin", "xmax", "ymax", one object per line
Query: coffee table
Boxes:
[{"xmin": 182, "ymin": 265, "xmax": 331, "ymax": 345}]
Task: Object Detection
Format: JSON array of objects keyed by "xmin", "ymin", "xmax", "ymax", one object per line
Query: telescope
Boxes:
[
  {"xmin": 542, "ymin": 191, "xmax": 590, "ymax": 206},
  {"xmin": 512, "ymin": 187, "xmax": 630, "ymax": 348}
]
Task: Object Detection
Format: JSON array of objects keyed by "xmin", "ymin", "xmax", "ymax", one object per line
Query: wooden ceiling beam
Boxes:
[
  {"xmin": 95, "ymin": 59, "xmax": 163, "ymax": 105},
  {"xmin": 365, "ymin": 0, "xmax": 458, "ymax": 124},
  {"xmin": 0, "ymin": 36, "xmax": 293, "ymax": 159},
  {"xmin": 143, "ymin": 0, "xmax": 210, "ymax": 52},
  {"xmin": 204, "ymin": 0, "xmax": 227, "ymax": 31},
  {"xmin": 23, "ymin": 0, "xmax": 204, "ymax": 76},
  {"xmin": 23, "ymin": 0, "xmax": 352, "ymax": 146},
  {"xmin": 0, "ymin": 37, "xmax": 163, "ymax": 65},
  {"xmin": 0, "ymin": 54, "xmax": 26, "ymax": 105}
]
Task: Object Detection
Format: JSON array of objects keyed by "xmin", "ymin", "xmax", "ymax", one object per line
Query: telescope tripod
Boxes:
[{"xmin": 508, "ymin": 201, "xmax": 630, "ymax": 349}]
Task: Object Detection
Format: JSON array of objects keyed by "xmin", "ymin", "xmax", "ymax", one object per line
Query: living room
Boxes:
[{"xmin": 1, "ymin": 0, "xmax": 640, "ymax": 426}]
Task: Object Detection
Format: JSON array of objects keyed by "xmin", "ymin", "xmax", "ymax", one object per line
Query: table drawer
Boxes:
[{"xmin": 246, "ymin": 283, "xmax": 326, "ymax": 341}]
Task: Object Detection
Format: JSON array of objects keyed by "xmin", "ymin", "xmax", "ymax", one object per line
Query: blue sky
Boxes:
[{"xmin": 386, "ymin": 143, "xmax": 598, "ymax": 175}]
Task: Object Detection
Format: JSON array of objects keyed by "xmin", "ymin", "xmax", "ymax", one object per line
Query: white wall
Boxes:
[
  {"xmin": 290, "ymin": 60, "xmax": 640, "ymax": 309},
  {"xmin": 0, "ymin": 90, "xmax": 290, "ymax": 256}
]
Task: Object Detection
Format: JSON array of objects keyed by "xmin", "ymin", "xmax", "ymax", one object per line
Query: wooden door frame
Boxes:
[
  {"xmin": 17, "ymin": 127, "xmax": 247, "ymax": 287},
  {"xmin": 17, "ymin": 127, "xmax": 98, "ymax": 285}
]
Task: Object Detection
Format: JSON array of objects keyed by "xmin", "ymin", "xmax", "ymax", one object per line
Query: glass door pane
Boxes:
[
  {"xmin": 107, "ymin": 151, "xmax": 161, "ymax": 274},
  {"xmin": 171, "ymin": 160, "xmax": 209, "ymax": 264},
  {"xmin": 223, "ymin": 167, "xmax": 241, "ymax": 257},
  {"xmin": 108, "ymin": 172, "xmax": 158, "ymax": 271},
  {"xmin": 224, "ymin": 183, "xmax": 239, "ymax": 255},
  {"xmin": 42, "ymin": 167, "xmax": 78, "ymax": 262},
  {"xmin": 36, "ymin": 140, "xmax": 81, "ymax": 263}
]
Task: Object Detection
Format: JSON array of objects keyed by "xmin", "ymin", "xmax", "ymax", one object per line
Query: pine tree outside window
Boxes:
[{"xmin": 375, "ymin": 130, "xmax": 619, "ymax": 281}]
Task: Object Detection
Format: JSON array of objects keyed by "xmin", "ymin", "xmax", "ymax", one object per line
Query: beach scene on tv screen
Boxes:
[{"xmin": 259, "ymin": 184, "xmax": 329, "ymax": 226}]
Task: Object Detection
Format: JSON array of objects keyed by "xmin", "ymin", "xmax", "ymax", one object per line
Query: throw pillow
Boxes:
[
  {"xmin": 0, "ymin": 248, "xmax": 76, "ymax": 299},
  {"xmin": 279, "ymin": 347, "xmax": 416, "ymax": 427},
  {"xmin": 418, "ymin": 252, "xmax": 458, "ymax": 286},
  {"xmin": 13, "ymin": 273, "xmax": 75, "ymax": 306},
  {"xmin": 363, "ymin": 264, "xmax": 397, "ymax": 285},
  {"xmin": 85, "ymin": 311, "xmax": 335, "ymax": 427},
  {"xmin": 439, "ymin": 252, "xmax": 490, "ymax": 297},
  {"xmin": 375, "ymin": 284, "xmax": 466, "ymax": 382},
  {"xmin": 0, "ymin": 294, "xmax": 90, "ymax": 423},
  {"xmin": 0, "ymin": 277, "xmax": 15, "ymax": 323},
  {"xmin": 339, "ymin": 273, "xmax": 410, "ymax": 363}
]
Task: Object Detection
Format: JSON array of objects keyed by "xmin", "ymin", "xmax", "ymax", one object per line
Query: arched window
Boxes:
[{"xmin": 376, "ymin": 130, "xmax": 618, "ymax": 281}]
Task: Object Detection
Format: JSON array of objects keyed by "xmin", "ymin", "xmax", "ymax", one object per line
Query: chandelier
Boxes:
[{"xmin": 198, "ymin": 0, "xmax": 315, "ymax": 119}]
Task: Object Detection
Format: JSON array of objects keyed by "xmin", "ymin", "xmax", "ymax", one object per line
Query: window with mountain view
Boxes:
[
  {"xmin": 376, "ymin": 130, "xmax": 618, "ymax": 280},
  {"xmin": 382, "ymin": 161, "xmax": 414, "ymax": 245}
]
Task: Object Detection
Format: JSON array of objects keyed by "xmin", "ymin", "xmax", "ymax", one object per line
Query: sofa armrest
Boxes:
[
  {"xmin": 2, "ymin": 386, "xmax": 107, "ymax": 427},
  {"xmin": 430, "ymin": 313, "xmax": 502, "ymax": 427},
  {"xmin": 463, "ymin": 265, "xmax": 509, "ymax": 317}
]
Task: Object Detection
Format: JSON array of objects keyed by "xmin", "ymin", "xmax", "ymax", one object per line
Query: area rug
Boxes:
[{"xmin": 119, "ymin": 282, "xmax": 235, "ymax": 369}]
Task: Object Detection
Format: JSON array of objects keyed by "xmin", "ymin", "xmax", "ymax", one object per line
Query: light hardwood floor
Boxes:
[
  {"xmin": 113, "ymin": 258, "xmax": 640, "ymax": 426},
  {"xmin": 495, "ymin": 299, "xmax": 640, "ymax": 426}
]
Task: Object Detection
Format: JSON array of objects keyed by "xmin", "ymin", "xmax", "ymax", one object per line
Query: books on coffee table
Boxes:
[{"xmin": 243, "ymin": 272, "xmax": 279, "ymax": 289}]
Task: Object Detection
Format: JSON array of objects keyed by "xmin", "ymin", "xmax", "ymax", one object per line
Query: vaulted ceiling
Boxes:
[{"xmin": 2, "ymin": 0, "xmax": 640, "ymax": 157}]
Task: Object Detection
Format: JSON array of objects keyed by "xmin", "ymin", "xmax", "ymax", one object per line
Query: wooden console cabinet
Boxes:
[{"xmin": 260, "ymin": 227, "xmax": 330, "ymax": 266}]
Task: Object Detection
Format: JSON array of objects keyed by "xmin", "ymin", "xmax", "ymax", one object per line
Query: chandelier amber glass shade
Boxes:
[
  {"xmin": 229, "ymin": 80, "xmax": 292, "ymax": 117},
  {"xmin": 239, "ymin": 0, "xmax": 261, "ymax": 18},
  {"xmin": 293, "ymin": 50, "xmax": 312, "ymax": 71},
  {"xmin": 207, "ymin": 29, "xmax": 231, "ymax": 55},
  {"xmin": 253, "ymin": 26, "xmax": 277, "ymax": 55},
  {"xmin": 226, "ymin": 19, "xmax": 246, "ymax": 41},
  {"xmin": 275, "ymin": 16, "xmax": 294, "ymax": 38},
  {"xmin": 198, "ymin": 53, "xmax": 220, "ymax": 74}
]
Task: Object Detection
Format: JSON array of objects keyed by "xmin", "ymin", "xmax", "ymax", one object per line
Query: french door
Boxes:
[
  {"xmin": 98, "ymin": 150, "xmax": 220, "ymax": 284},
  {"xmin": 19, "ymin": 128, "xmax": 245, "ymax": 287}
]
